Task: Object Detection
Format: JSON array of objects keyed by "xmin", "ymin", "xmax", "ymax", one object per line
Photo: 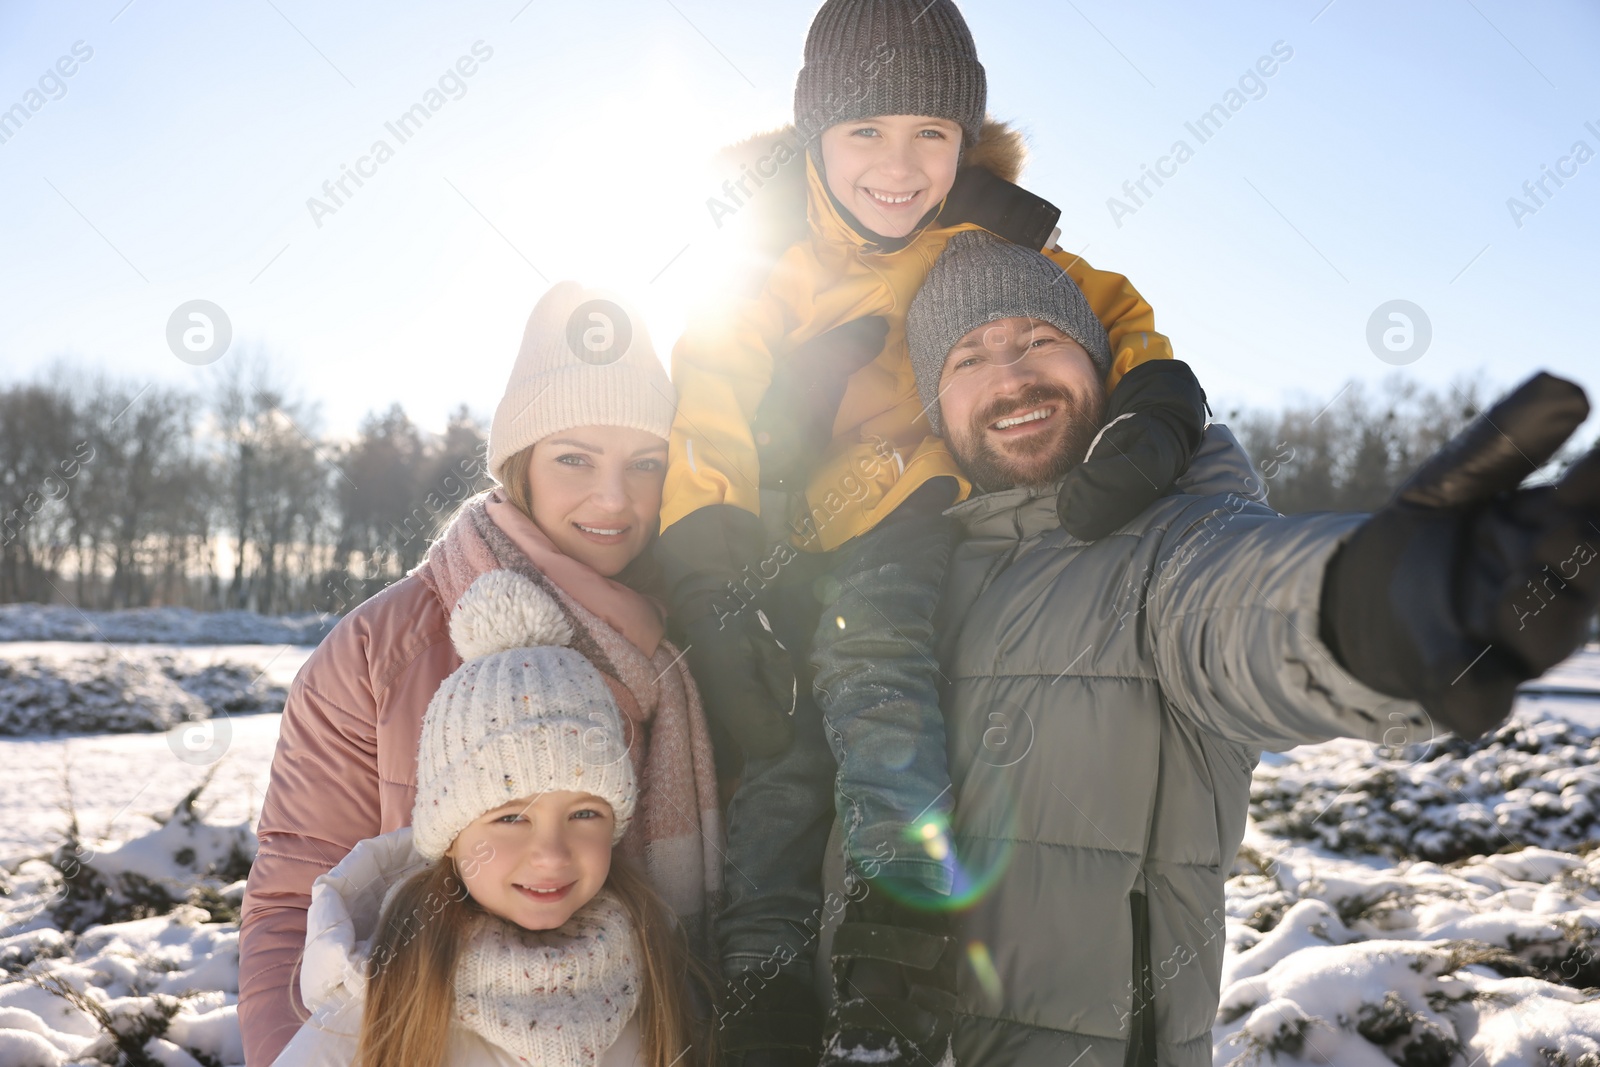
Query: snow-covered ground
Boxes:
[
  {"xmin": 0, "ymin": 605, "xmax": 334, "ymax": 646},
  {"xmin": 1218, "ymin": 676, "xmax": 1600, "ymax": 1065},
  {"xmin": 0, "ymin": 618, "xmax": 311, "ymax": 1067},
  {"xmin": 1214, "ymin": 837, "xmax": 1600, "ymax": 1065},
  {"xmin": 0, "ymin": 713, "xmax": 283, "ymax": 866},
  {"xmin": 0, "ymin": 617, "xmax": 1598, "ymax": 1065}
]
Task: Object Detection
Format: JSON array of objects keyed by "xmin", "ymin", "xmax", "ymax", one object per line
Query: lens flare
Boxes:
[
  {"xmin": 966, "ymin": 940, "xmax": 1003, "ymax": 1004},
  {"xmin": 870, "ymin": 830, "xmax": 1013, "ymax": 913}
]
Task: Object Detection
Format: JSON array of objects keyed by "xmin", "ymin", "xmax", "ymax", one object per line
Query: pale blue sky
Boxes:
[{"xmin": 1, "ymin": 0, "xmax": 1596, "ymax": 438}]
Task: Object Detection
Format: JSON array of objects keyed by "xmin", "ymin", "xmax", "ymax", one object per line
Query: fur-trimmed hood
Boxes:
[{"xmin": 705, "ymin": 117, "xmax": 1032, "ymax": 268}]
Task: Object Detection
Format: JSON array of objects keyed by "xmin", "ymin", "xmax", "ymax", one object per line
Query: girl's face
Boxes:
[
  {"xmin": 448, "ymin": 790, "xmax": 615, "ymax": 931},
  {"xmin": 819, "ymin": 114, "xmax": 964, "ymax": 239},
  {"xmin": 524, "ymin": 425, "xmax": 667, "ymax": 577}
]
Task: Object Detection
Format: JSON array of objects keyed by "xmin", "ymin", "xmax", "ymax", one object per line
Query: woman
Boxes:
[{"xmin": 238, "ymin": 281, "xmax": 723, "ymax": 1067}]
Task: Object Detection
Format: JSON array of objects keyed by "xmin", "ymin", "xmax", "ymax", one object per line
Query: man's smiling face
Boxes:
[{"xmin": 937, "ymin": 317, "xmax": 1107, "ymax": 490}]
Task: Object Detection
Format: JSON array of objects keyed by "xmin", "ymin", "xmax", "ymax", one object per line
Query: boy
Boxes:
[{"xmin": 656, "ymin": 2, "xmax": 1208, "ymax": 1063}]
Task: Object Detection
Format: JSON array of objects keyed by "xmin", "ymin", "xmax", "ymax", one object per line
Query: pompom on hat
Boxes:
[
  {"xmin": 486, "ymin": 281, "xmax": 677, "ymax": 486},
  {"xmin": 411, "ymin": 569, "xmax": 637, "ymax": 860}
]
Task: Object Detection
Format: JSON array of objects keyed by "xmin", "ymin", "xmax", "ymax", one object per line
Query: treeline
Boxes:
[
  {"xmin": 1227, "ymin": 375, "xmax": 1490, "ymax": 514},
  {"xmin": 0, "ymin": 364, "xmax": 1569, "ymax": 614},
  {"xmin": 0, "ymin": 356, "xmax": 493, "ymax": 613},
  {"xmin": 1226, "ymin": 374, "xmax": 1596, "ymax": 513}
]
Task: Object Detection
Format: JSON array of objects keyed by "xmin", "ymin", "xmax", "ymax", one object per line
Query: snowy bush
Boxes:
[
  {"xmin": 0, "ymin": 653, "xmax": 288, "ymax": 737},
  {"xmin": 1250, "ymin": 714, "xmax": 1600, "ymax": 863},
  {"xmin": 0, "ymin": 777, "xmax": 253, "ymax": 1066},
  {"xmin": 165, "ymin": 662, "xmax": 287, "ymax": 720},
  {"xmin": 44, "ymin": 777, "xmax": 254, "ymax": 935},
  {"xmin": 1216, "ymin": 823, "xmax": 1600, "ymax": 1060},
  {"xmin": 1214, "ymin": 934, "xmax": 1600, "ymax": 1067},
  {"xmin": 0, "ymin": 654, "xmax": 208, "ymax": 737}
]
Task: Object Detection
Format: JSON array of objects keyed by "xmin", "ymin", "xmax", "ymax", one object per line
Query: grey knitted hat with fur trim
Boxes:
[
  {"xmin": 907, "ymin": 231, "xmax": 1112, "ymax": 434},
  {"xmin": 794, "ymin": 0, "xmax": 987, "ymax": 145}
]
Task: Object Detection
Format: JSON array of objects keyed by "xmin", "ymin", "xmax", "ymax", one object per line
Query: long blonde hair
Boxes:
[{"xmin": 354, "ymin": 851, "xmax": 713, "ymax": 1067}]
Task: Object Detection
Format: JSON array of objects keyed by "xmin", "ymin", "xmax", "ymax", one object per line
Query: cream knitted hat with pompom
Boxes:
[{"xmin": 411, "ymin": 569, "xmax": 637, "ymax": 860}]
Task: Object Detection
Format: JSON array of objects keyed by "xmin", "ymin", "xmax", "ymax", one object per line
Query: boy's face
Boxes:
[{"xmin": 819, "ymin": 115, "xmax": 963, "ymax": 239}]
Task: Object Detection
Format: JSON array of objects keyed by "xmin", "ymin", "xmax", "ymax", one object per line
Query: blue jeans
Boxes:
[{"xmin": 718, "ymin": 481, "xmax": 959, "ymax": 983}]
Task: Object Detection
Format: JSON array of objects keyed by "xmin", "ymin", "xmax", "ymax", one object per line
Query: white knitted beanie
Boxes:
[
  {"xmin": 487, "ymin": 281, "xmax": 677, "ymax": 485},
  {"xmin": 411, "ymin": 570, "xmax": 638, "ymax": 860}
]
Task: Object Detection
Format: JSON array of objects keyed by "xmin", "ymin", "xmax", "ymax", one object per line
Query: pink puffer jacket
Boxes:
[{"xmin": 238, "ymin": 575, "xmax": 457, "ymax": 1065}]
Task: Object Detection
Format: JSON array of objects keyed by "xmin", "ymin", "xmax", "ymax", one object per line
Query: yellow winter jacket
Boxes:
[{"xmin": 662, "ymin": 120, "xmax": 1173, "ymax": 553}]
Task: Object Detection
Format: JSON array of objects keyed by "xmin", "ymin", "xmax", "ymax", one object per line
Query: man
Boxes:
[{"xmin": 831, "ymin": 230, "xmax": 1600, "ymax": 1066}]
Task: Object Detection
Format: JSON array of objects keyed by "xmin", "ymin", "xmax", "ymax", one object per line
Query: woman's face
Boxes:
[
  {"xmin": 524, "ymin": 425, "xmax": 667, "ymax": 576},
  {"xmin": 448, "ymin": 790, "xmax": 615, "ymax": 930}
]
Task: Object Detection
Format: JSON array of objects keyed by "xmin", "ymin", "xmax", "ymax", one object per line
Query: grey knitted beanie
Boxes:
[
  {"xmin": 907, "ymin": 231, "xmax": 1112, "ymax": 434},
  {"xmin": 794, "ymin": 0, "xmax": 987, "ymax": 145}
]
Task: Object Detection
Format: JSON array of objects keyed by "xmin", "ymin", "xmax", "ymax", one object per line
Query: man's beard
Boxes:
[{"xmin": 950, "ymin": 382, "xmax": 1107, "ymax": 492}]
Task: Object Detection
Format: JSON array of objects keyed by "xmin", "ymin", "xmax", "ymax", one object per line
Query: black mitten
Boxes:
[
  {"xmin": 1320, "ymin": 372, "xmax": 1600, "ymax": 740},
  {"xmin": 1057, "ymin": 359, "xmax": 1208, "ymax": 541},
  {"xmin": 752, "ymin": 317, "xmax": 889, "ymax": 492},
  {"xmin": 655, "ymin": 505, "xmax": 796, "ymax": 760}
]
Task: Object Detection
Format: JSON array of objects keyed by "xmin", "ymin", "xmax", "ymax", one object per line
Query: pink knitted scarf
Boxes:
[{"xmin": 411, "ymin": 491, "xmax": 724, "ymax": 946}]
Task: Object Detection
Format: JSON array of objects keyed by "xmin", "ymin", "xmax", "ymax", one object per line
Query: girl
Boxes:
[
  {"xmin": 272, "ymin": 568, "xmax": 711, "ymax": 1066},
  {"xmin": 241, "ymin": 282, "xmax": 723, "ymax": 1066}
]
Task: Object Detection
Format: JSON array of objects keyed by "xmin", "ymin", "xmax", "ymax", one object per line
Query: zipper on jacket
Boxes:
[{"xmin": 1123, "ymin": 888, "xmax": 1157, "ymax": 1067}]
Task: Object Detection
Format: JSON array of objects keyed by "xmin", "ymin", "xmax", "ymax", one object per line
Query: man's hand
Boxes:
[
  {"xmin": 1057, "ymin": 359, "xmax": 1209, "ymax": 541},
  {"xmin": 1320, "ymin": 372, "xmax": 1600, "ymax": 740},
  {"xmin": 655, "ymin": 505, "xmax": 796, "ymax": 760},
  {"xmin": 753, "ymin": 317, "xmax": 889, "ymax": 492}
]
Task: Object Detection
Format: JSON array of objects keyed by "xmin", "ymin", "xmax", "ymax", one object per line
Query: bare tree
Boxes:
[
  {"xmin": 78, "ymin": 379, "xmax": 200, "ymax": 608},
  {"xmin": 206, "ymin": 351, "xmax": 332, "ymax": 613},
  {"xmin": 320, "ymin": 402, "xmax": 491, "ymax": 613},
  {"xmin": 0, "ymin": 379, "xmax": 85, "ymax": 602},
  {"xmin": 406, "ymin": 403, "xmax": 492, "ymax": 566},
  {"xmin": 337, "ymin": 402, "xmax": 427, "ymax": 580}
]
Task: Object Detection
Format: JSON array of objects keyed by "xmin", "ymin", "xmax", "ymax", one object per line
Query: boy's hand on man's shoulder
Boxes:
[{"xmin": 1057, "ymin": 359, "xmax": 1209, "ymax": 542}]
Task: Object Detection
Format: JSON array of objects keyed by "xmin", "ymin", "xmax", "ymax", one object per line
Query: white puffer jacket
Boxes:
[{"xmin": 270, "ymin": 827, "xmax": 643, "ymax": 1067}]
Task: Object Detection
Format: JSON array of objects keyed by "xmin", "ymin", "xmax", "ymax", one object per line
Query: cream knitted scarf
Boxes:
[{"xmin": 454, "ymin": 890, "xmax": 641, "ymax": 1065}]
